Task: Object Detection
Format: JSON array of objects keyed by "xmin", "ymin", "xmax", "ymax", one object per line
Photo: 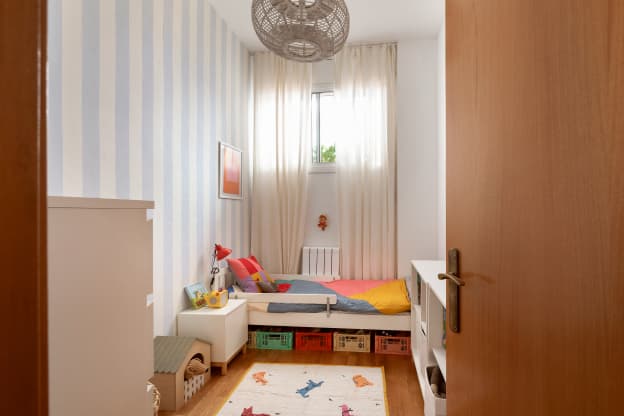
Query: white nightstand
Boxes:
[{"xmin": 177, "ymin": 299, "xmax": 248, "ymax": 375}]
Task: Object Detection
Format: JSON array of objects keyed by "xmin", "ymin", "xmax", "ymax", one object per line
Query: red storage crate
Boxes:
[
  {"xmin": 375, "ymin": 331, "xmax": 411, "ymax": 355},
  {"xmin": 295, "ymin": 330, "xmax": 333, "ymax": 352}
]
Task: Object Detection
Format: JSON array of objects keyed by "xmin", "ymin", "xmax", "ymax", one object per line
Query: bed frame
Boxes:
[
  {"xmin": 247, "ymin": 309, "xmax": 410, "ymax": 331},
  {"xmin": 228, "ymin": 273, "xmax": 411, "ymax": 331}
]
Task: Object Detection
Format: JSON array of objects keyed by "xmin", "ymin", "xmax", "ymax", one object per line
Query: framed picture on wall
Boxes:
[{"xmin": 219, "ymin": 142, "xmax": 242, "ymax": 200}]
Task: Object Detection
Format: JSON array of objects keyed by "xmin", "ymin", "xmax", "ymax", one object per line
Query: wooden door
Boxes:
[
  {"xmin": 446, "ymin": 1, "xmax": 623, "ymax": 414},
  {"xmin": 0, "ymin": 1, "xmax": 48, "ymax": 415}
]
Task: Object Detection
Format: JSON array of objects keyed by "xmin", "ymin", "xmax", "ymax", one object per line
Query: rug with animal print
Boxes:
[{"xmin": 216, "ymin": 363, "xmax": 387, "ymax": 416}]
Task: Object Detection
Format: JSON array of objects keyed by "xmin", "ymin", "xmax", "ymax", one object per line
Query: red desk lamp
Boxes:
[{"xmin": 209, "ymin": 244, "xmax": 232, "ymax": 289}]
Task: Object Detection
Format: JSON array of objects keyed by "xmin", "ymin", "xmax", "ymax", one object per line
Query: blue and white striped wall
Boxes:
[{"xmin": 48, "ymin": 0, "xmax": 252, "ymax": 336}]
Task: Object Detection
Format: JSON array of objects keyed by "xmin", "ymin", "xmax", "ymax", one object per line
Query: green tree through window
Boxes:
[{"xmin": 321, "ymin": 144, "xmax": 336, "ymax": 163}]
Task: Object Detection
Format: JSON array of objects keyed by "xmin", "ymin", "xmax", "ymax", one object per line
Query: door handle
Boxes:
[
  {"xmin": 438, "ymin": 248, "xmax": 463, "ymax": 333},
  {"xmin": 438, "ymin": 272, "xmax": 465, "ymax": 287}
]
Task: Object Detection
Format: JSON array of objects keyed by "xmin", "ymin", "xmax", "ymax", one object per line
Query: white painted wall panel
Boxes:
[
  {"xmin": 397, "ymin": 39, "xmax": 441, "ymax": 279},
  {"xmin": 304, "ymin": 172, "xmax": 340, "ymax": 247}
]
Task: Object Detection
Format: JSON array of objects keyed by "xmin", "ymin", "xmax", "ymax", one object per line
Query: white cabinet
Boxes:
[
  {"xmin": 48, "ymin": 197, "xmax": 154, "ymax": 416},
  {"xmin": 177, "ymin": 299, "xmax": 248, "ymax": 375},
  {"xmin": 411, "ymin": 260, "xmax": 447, "ymax": 416}
]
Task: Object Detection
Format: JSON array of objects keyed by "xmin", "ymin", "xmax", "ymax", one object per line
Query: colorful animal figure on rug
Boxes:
[
  {"xmin": 296, "ymin": 379, "xmax": 324, "ymax": 398},
  {"xmin": 252, "ymin": 371, "xmax": 268, "ymax": 385},
  {"xmin": 352, "ymin": 374, "xmax": 373, "ymax": 388},
  {"xmin": 241, "ymin": 406, "xmax": 270, "ymax": 416},
  {"xmin": 340, "ymin": 404, "xmax": 356, "ymax": 416}
]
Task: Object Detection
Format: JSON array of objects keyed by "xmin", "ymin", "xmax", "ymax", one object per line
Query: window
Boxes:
[{"xmin": 311, "ymin": 91, "xmax": 337, "ymax": 164}]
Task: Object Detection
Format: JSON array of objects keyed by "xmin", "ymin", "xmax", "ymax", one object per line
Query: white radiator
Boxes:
[{"xmin": 302, "ymin": 247, "xmax": 340, "ymax": 278}]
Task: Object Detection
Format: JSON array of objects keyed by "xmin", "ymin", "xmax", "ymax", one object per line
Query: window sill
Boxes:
[{"xmin": 309, "ymin": 163, "xmax": 336, "ymax": 174}]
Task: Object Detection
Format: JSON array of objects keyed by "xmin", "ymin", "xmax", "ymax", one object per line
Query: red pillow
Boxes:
[
  {"xmin": 227, "ymin": 255, "xmax": 273, "ymax": 292},
  {"xmin": 228, "ymin": 255, "xmax": 261, "ymax": 277}
]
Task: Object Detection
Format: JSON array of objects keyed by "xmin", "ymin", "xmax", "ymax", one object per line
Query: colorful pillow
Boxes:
[
  {"xmin": 257, "ymin": 281, "xmax": 278, "ymax": 293},
  {"xmin": 227, "ymin": 255, "xmax": 274, "ymax": 292}
]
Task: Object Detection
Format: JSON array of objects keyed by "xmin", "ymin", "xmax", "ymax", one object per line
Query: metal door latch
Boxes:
[{"xmin": 438, "ymin": 248, "xmax": 465, "ymax": 333}]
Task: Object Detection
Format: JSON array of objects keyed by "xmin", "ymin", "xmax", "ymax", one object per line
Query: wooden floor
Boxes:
[{"xmin": 160, "ymin": 349, "xmax": 424, "ymax": 416}]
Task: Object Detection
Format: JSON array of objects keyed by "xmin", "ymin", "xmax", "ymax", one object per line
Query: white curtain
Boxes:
[
  {"xmin": 335, "ymin": 44, "xmax": 397, "ymax": 280},
  {"xmin": 250, "ymin": 52, "xmax": 312, "ymax": 273}
]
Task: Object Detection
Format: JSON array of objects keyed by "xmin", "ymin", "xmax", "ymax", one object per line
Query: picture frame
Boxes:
[{"xmin": 219, "ymin": 142, "xmax": 242, "ymax": 200}]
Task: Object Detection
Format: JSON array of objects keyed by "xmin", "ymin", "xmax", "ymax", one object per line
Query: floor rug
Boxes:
[{"xmin": 216, "ymin": 363, "xmax": 388, "ymax": 416}]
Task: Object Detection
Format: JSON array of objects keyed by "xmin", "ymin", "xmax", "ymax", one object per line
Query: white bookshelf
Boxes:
[
  {"xmin": 431, "ymin": 347, "xmax": 447, "ymax": 380},
  {"xmin": 411, "ymin": 260, "xmax": 447, "ymax": 416}
]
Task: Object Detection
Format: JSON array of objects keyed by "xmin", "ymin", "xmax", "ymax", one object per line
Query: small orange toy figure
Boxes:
[
  {"xmin": 317, "ymin": 214, "xmax": 328, "ymax": 231},
  {"xmin": 352, "ymin": 374, "xmax": 373, "ymax": 388},
  {"xmin": 252, "ymin": 371, "xmax": 268, "ymax": 385}
]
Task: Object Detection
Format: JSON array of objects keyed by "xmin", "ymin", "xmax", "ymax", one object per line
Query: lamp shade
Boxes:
[
  {"xmin": 214, "ymin": 244, "xmax": 232, "ymax": 261},
  {"xmin": 252, "ymin": 0, "xmax": 350, "ymax": 62}
]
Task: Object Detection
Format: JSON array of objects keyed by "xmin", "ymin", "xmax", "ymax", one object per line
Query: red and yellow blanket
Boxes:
[{"xmin": 267, "ymin": 278, "xmax": 411, "ymax": 314}]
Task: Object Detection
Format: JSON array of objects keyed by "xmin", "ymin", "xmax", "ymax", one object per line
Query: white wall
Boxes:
[
  {"xmin": 437, "ymin": 23, "xmax": 447, "ymax": 260},
  {"xmin": 304, "ymin": 171, "xmax": 340, "ymax": 247},
  {"xmin": 397, "ymin": 39, "xmax": 441, "ymax": 278}
]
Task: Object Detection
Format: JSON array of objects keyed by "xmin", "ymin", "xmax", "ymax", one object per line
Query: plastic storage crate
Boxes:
[
  {"xmin": 333, "ymin": 331, "xmax": 371, "ymax": 353},
  {"xmin": 247, "ymin": 330, "xmax": 257, "ymax": 350},
  {"xmin": 256, "ymin": 329, "xmax": 294, "ymax": 350},
  {"xmin": 375, "ymin": 331, "xmax": 411, "ymax": 355},
  {"xmin": 295, "ymin": 330, "xmax": 333, "ymax": 352}
]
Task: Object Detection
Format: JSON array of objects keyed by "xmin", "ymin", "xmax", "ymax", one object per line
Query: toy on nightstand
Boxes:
[
  {"xmin": 184, "ymin": 282, "xmax": 210, "ymax": 309},
  {"xmin": 206, "ymin": 289, "xmax": 229, "ymax": 308}
]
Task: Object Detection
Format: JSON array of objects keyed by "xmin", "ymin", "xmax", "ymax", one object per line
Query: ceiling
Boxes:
[{"xmin": 207, "ymin": 0, "xmax": 445, "ymax": 52}]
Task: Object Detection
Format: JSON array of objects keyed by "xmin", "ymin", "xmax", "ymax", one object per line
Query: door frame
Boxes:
[{"xmin": 0, "ymin": 1, "xmax": 48, "ymax": 414}]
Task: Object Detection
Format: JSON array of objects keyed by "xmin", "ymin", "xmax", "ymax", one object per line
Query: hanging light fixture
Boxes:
[{"xmin": 251, "ymin": 0, "xmax": 350, "ymax": 62}]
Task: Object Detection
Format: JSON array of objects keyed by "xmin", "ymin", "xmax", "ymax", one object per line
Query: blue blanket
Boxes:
[{"xmin": 266, "ymin": 280, "xmax": 379, "ymax": 314}]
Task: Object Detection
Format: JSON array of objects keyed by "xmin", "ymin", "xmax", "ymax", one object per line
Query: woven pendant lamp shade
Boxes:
[{"xmin": 252, "ymin": 0, "xmax": 350, "ymax": 62}]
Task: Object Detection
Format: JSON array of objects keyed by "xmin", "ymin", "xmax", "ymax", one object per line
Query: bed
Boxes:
[{"xmin": 228, "ymin": 274, "xmax": 411, "ymax": 331}]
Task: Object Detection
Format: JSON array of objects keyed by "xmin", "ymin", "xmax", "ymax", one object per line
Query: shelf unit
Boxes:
[{"xmin": 411, "ymin": 260, "xmax": 447, "ymax": 416}]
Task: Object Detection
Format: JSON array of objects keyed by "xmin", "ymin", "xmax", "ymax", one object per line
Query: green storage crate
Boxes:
[{"xmin": 256, "ymin": 330, "xmax": 294, "ymax": 350}]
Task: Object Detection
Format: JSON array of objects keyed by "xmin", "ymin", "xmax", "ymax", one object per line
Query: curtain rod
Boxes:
[
  {"xmin": 319, "ymin": 41, "xmax": 397, "ymax": 61},
  {"xmin": 346, "ymin": 40, "xmax": 398, "ymax": 47},
  {"xmin": 251, "ymin": 41, "xmax": 397, "ymax": 58}
]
